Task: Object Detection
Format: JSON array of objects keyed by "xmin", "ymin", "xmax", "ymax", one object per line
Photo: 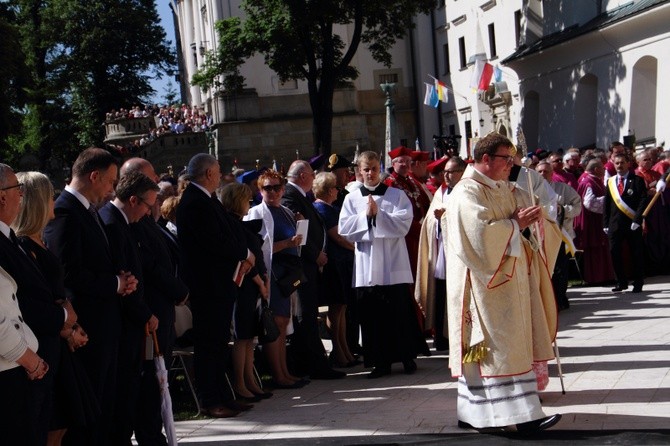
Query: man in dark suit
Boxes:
[
  {"xmin": 282, "ymin": 160, "xmax": 345, "ymax": 380},
  {"xmin": 44, "ymin": 148, "xmax": 138, "ymax": 445},
  {"xmin": 0, "ymin": 164, "xmax": 76, "ymax": 446},
  {"xmin": 177, "ymin": 153, "xmax": 254, "ymax": 418},
  {"xmin": 121, "ymin": 158, "xmax": 189, "ymax": 444},
  {"xmin": 99, "ymin": 171, "xmax": 160, "ymax": 444},
  {"xmin": 604, "ymin": 153, "xmax": 649, "ymax": 293}
]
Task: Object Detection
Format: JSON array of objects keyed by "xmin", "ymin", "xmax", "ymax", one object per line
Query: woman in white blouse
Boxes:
[{"xmin": 0, "ymin": 265, "xmax": 48, "ymax": 443}]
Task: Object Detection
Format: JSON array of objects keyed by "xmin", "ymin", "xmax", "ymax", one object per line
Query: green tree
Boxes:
[
  {"xmin": 192, "ymin": 0, "xmax": 435, "ymax": 156},
  {"xmin": 4, "ymin": 0, "xmax": 174, "ymax": 171},
  {"xmin": 57, "ymin": 0, "xmax": 175, "ymax": 146},
  {"xmin": 0, "ymin": 6, "xmax": 29, "ymax": 162}
]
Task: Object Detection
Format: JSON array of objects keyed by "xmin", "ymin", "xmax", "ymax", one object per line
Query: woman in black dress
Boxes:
[
  {"xmin": 218, "ymin": 182, "xmax": 272, "ymax": 400},
  {"xmin": 13, "ymin": 172, "xmax": 98, "ymax": 446}
]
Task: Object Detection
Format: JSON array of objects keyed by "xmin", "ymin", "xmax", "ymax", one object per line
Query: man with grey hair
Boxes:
[
  {"xmin": 119, "ymin": 158, "xmax": 189, "ymax": 441},
  {"xmin": 536, "ymin": 160, "xmax": 582, "ymax": 310},
  {"xmin": 282, "ymin": 159, "xmax": 345, "ymax": 380},
  {"xmin": 177, "ymin": 153, "xmax": 254, "ymax": 417}
]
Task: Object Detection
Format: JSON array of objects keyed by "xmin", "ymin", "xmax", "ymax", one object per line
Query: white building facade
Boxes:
[
  {"xmin": 170, "ymin": 0, "xmax": 670, "ymax": 165},
  {"xmin": 169, "ymin": 0, "xmax": 439, "ymax": 168}
]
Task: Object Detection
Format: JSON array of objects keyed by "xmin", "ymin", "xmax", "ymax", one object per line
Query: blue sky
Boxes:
[{"xmin": 149, "ymin": 1, "xmax": 178, "ymax": 103}]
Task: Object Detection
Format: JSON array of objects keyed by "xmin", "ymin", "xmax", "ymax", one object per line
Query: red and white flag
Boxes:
[{"xmin": 469, "ymin": 60, "xmax": 494, "ymax": 91}]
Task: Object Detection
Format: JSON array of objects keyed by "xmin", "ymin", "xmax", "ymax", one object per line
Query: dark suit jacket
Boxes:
[
  {"xmin": 131, "ymin": 216, "xmax": 189, "ymax": 353},
  {"xmin": 282, "ymin": 183, "xmax": 326, "ymax": 265},
  {"xmin": 176, "ymin": 183, "xmax": 248, "ymax": 302},
  {"xmin": 604, "ymin": 172, "xmax": 649, "ymax": 231},
  {"xmin": 0, "ymin": 233, "xmax": 62, "ymax": 362},
  {"xmin": 98, "ymin": 203, "xmax": 152, "ymax": 328},
  {"xmin": 44, "ymin": 190, "xmax": 122, "ymax": 342}
]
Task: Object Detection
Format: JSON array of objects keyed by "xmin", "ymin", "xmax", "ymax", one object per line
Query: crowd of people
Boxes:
[
  {"xmin": 2, "ymin": 134, "xmax": 669, "ymax": 443},
  {"xmin": 106, "ymin": 104, "xmax": 213, "ymax": 154}
]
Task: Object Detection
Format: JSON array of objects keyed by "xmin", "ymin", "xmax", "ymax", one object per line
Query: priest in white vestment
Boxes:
[
  {"xmin": 445, "ymin": 133, "xmax": 562, "ymax": 433},
  {"xmin": 415, "ymin": 156, "xmax": 466, "ymax": 351},
  {"xmin": 339, "ymin": 151, "xmax": 428, "ymax": 379}
]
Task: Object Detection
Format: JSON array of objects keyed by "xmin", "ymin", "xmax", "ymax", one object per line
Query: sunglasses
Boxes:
[{"xmin": 261, "ymin": 184, "xmax": 283, "ymax": 192}]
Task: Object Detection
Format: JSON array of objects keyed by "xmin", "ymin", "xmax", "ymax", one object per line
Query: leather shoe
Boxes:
[
  {"xmin": 202, "ymin": 406, "xmax": 240, "ymax": 418},
  {"xmin": 225, "ymin": 400, "xmax": 253, "ymax": 412},
  {"xmin": 311, "ymin": 368, "xmax": 346, "ymax": 380},
  {"xmin": 252, "ymin": 390, "xmax": 274, "ymax": 399},
  {"xmin": 458, "ymin": 420, "xmax": 505, "ymax": 433},
  {"xmin": 367, "ymin": 365, "xmax": 391, "ymax": 379},
  {"xmin": 631, "ymin": 286, "xmax": 643, "ymax": 293},
  {"xmin": 270, "ymin": 380, "xmax": 303, "ymax": 389},
  {"xmin": 611, "ymin": 286, "xmax": 628, "ymax": 292},
  {"xmin": 402, "ymin": 359, "xmax": 417, "ymax": 374},
  {"xmin": 233, "ymin": 391, "xmax": 261, "ymax": 403},
  {"xmin": 516, "ymin": 414, "xmax": 562, "ymax": 433}
]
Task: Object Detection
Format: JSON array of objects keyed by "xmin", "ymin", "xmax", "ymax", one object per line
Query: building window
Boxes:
[
  {"xmin": 459, "ymin": 37, "xmax": 467, "ymax": 69},
  {"xmin": 488, "ymin": 23, "xmax": 497, "ymax": 58},
  {"xmin": 465, "ymin": 119, "xmax": 472, "ymax": 140},
  {"xmin": 278, "ymin": 79, "xmax": 298, "ymax": 90},
  {"xmin": 443, "ymin": 44, "xmax": 451, "ymax": 74},
  {"xmin": 378, "ymin": 73, "xmax": 399, "ymax": 84},
  {"xmin": 514, "ymin": 10, "xmax": 522, "ymax": 47},
  {"xmin": 449, "ymin": 124, "xmax": 456, "ymax": 136}
]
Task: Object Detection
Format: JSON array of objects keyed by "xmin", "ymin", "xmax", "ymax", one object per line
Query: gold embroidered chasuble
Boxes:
[{"xmin": 445, "ymin": 166, "xmax": 555, "ymax": 378}]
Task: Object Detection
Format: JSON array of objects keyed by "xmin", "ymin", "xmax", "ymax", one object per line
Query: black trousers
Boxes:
[
  {"xmin": 0, "ymin": 367, "xmax": 32, "ymax": 445},
  {"xmin": 191, "ymin": 294, "xmax": 234, "ymax": 408},
  {"xmin": 552, "ymin": 242, "xmax": 570, "ymax": 309},
  {"xmin": 609, "ymin": 227, "xmax": 645, "ymax": 288},
  {"xmin": 291, "ymin": 261, "xmax": 329, "ymax": 375}
]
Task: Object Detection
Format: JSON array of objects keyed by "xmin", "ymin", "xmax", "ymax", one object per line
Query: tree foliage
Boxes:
[
  {"xmin": 2, "ymin": 0, "xmax": 174, "ymax": 171},
  {"xmin": 192, "ymin": 0, "xmax": 435, "ymax": 156}
]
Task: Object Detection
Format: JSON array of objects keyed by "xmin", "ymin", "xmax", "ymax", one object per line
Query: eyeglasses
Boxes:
[
  {"xmin": 137, "ymin": 197, "xmax": 155, "ymax": 209},
  {"xmin": 489, "ymin": 155, "xmax": 515, "ymax": 165},
  {"xmin": 0, "ymin": 182, "xmax": 24, "ymax": 192},
  {"xmin": 261, "ymin": 184, "xmax": 283, "ymax": 192}
]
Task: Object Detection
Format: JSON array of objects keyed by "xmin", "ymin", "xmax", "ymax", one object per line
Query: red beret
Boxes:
[
  {"xmin": 411, "ymin": 151, "xmax": 430, "ymax": 162},
  {"xmin": 427, "ymin": 157, "xmax": 448, "ymax": 174},
  {"xmin": 389, "ymin": 146, "xmax": 413, "ymax": 160}
]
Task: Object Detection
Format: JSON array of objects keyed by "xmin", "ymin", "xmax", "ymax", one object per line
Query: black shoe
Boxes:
[
  {"xmin": 270, "ymin": 380, "xmax": 303, "ymax": 389},
  {"xmin": 457, "ymin": 420, "xmax": 474, "ymax": 429},
  {"xmin": 367, "ymin": 365, "xmax": 391, "ymax": 379},
  {"xmin": 224, "ymin": 400, "xmax": 253, "ymax": 412},
  {"xmin": 631, "ymin": 286, "xmax": 643, "ymax": 293},
  {"xmin": 251, "ymin": 391, "xmax": 274, "ymax": 399},
  {"xmin": 311, "ymin": 368, "xmax": 346, "ymax": 380},
  {"xmin": 611, "ymin": 286, "xmax": 628, "ymax": 292},
  {"xmin": 233, "ymin": 391, "xmax": 261, "ymax": 403},
  {"xmin": 516, "ymin": 414, "xmax": 562, "ymax": 433},
  {"xmin": 402, "ymin": 359, "xmax": 417, "ymax": 374}
]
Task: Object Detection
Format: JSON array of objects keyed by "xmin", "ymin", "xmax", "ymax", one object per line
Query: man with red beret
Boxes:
[
  {"xmin": 425, "ymin": 157, "xmax": 449, "ymax": 195},
  {"xmin": 384, "ymin": 146, "xmax": 432, "ymax": 278}
]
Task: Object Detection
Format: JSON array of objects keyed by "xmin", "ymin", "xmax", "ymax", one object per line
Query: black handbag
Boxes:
[
  {"xmin": 258, "ymin": 300, "xmax": 279, "ymax": 344},
  {"xmin": 273, "ymin": 254, "xmax": 307, "ymax": 298}
]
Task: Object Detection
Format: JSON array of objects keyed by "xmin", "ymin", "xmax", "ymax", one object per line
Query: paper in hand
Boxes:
[{"xmin": 295, "ymin": 219, "xmax": 309, "ymax": 246}]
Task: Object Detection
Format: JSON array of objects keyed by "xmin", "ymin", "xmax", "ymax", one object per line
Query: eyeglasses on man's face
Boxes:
[
  {"xmin": 0, "ymin": 182, "xmax": 24, "ymax": 193},
  {"xmin": 489, "ymin": 154, "xmax": 515, "ymax": 165}
]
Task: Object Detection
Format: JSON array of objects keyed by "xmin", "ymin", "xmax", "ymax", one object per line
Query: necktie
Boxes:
[
  {"xmin": 617, "ymin": 176, "xmax": 624, "ymax": 195},
  {"xmin": 89, "ymin": 205, "xmax": 109, "ymax": 245}
]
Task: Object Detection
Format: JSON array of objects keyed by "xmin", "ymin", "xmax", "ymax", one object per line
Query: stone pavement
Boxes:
[{"xmin": 172, "ymin": 275, "xmax": 670, "ymax": 444}]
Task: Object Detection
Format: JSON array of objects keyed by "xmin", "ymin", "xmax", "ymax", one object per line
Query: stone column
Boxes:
[{"xmin": 380, "ymin": 82, "xmax": 397, "ymax": 171}]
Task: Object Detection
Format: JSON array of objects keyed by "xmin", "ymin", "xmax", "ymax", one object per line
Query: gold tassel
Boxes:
[{"xmin": 462, "ymin": 341, "xmax": 488, "ymax": 363}]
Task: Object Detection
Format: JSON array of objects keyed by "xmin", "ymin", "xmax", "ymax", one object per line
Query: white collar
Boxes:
[
  {"xmin": 65, "ymin": 185, "xmax": 92, "ymax": 209},
  {"xmin": 287, "ymin": 181, "xmax": 307, "ymax": 197}
]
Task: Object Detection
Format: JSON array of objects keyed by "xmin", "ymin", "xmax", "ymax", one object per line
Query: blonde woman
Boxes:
[
  {"xmin": 13, "ymin": 172, "xmax": 94, "ymax": 446},
  {"xmin": 218, "ymin": 183, "xmax": 272, "ymax": 400}
]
